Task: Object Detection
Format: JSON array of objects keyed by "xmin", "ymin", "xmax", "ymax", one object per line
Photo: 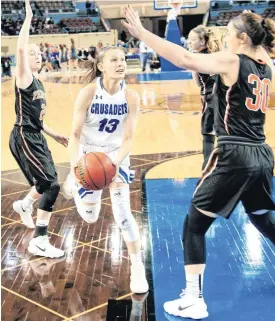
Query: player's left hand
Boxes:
[
  {"xmin": 54, "ymin": 135, "xmax": 69, "ymax": 147},
  {"xmin": 121, "ymin": 5, "xmax": 145, "ymax": 39}
]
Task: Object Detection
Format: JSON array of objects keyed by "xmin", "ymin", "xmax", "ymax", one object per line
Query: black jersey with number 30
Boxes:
[
  {"xmin": 14, "ymin": 76, "xmax": 46, "ymax": 131},
  {"xmin": 214, "ymin": 54, "xmax": 272, "ymax": 142}
]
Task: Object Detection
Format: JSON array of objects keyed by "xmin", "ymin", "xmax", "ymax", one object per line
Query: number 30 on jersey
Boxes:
[{"xmin": 245, "ymin": 74, "xmax": 271, "ymax": 113}]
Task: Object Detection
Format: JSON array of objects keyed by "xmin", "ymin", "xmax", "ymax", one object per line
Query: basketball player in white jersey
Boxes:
[{"xmin": 62, "ymin": 46, "xmax": 149, "ymax": 294}]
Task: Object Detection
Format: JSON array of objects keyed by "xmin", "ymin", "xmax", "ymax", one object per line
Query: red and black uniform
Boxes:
[
  {"xmin": 9, "ymin": 76, "xmax": 57, "ymax": 188},
  {"xmin": 193, "ymin": 54, "xmax": 275, "ymax": 217}
]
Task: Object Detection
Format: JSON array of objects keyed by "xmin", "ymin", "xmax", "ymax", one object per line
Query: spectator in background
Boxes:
[
  {"xmin": 86, "ymin": 0, "xmax": 92, "ymax": 15},
  {"xmin": 97, "ymin": 41, "xmax": 103, "ymax": 51},
  {"xmin": 139, "ymin": 40, "xmax": 152, "ymax": 72},
  {"xmin": 70, "ymin": 38, "xmax": 78, "ymax": 70},
  {"xmin": 51, "ymin": 46, "xmax": 61, "ymax": 71},
  {"xmin": 150, "ymin": 53, "xmax": 161, "ymax": 72},
  {"xmin": 120, "ymin": 30, "xmax": 127, "ymax": 42},
  {"xmin": 1, "ymin": 53, "xmax": 12, "ymax": 78},
  {"xmin": 89, "ymin": 46, "xmax": 97, "ymax": 59}
]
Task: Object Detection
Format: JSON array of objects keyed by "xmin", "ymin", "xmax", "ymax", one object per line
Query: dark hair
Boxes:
[
  {"xmin": 232, "ymin": 13, "xmax": 275, "ymax": 52},
  {"xmin": 191, "ymin": 25, "xmax": 224, "ymax": 52},
  {"xmin": 81, "ymin": 46, "xmax": 125, "ymax": 84},
  {"xmin": 262, "ymin": 18, "xmax": 275, "ymax": 53}
]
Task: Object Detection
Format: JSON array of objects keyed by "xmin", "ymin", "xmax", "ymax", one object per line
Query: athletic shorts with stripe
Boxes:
[
  {"xmin": 75, "ymin": 144, "xmax": 134, "ymax": 203},
  {"xmin": 192, "ymin": 140, "xmax": 275, "ymax": 218},
  {"xmin": 9, "ymin": 127, "xmax": 58, "ymax": 187}
]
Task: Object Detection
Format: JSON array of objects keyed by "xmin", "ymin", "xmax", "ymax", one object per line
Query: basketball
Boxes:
[{"xmin": 75, "ymin": 152, "xmax": 116, "ymax": 190}]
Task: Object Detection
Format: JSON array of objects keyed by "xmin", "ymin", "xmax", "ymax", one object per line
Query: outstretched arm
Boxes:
[
  {"xmin": 122, "ymin": 6, "xmax": 239, "ymax": 76},
  {"xmin": 16, "ymin": 0, "xmax": 33, "ymax": 89}
]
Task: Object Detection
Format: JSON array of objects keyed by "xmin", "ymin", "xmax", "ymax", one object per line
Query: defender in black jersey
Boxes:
[
  {"xmin": 193, "ymin": 54, "xmax": 274, "ymax": 215},
  {"xmin": 9, "ymin": 0, "xmax": 68, "ymax": 259},
  {"xmin": 9, "ymin": 76, "xmax": 57, "ymax": 187},
  {"xmin": 122, "ymin": 8, "xmax": 275, "ymax": 319},
  {"xmin": 188, "ymin": 26, "xmax": 223, "ymax": 169}
]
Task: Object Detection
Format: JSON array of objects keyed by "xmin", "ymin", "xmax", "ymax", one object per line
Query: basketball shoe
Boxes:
[
  {"xmin": 28, "ymin": 235, "xmax": 64, "ymax": 258},
  {"xmin": 130, "ymin": 263, "xmax": 149, "ymax": 294},
  {"xmin": 163, "ymin": 289, "xmax": 208, "ymax": 319},
  {"xmin": 13, "ymin": 200, "xmax": 35, "ymax": 229}
]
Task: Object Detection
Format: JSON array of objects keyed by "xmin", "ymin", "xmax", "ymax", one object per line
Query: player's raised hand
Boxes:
[
  {"xmin": 121, "ymin": 5, "xmax": 145, "ymax": 39},
  {"xmin": 25, "ymin": 0, "xmax": 33, "ymax": 19}
]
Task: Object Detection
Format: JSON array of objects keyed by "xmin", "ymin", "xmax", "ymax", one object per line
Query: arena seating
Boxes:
[
  {"xmin": 262, "ymin": 8, "xmax": 275, "ymax": 19},
  {"xmin": 60, "ymin": 18, "xmax": 98, "ymax": 33},
  {"xmin": 215, "ymin": 8, "xmax": 274, "ymax": 26},
  {"xmin": 36, "ymin": 1, "xmax": 75, "ymax": 13}
]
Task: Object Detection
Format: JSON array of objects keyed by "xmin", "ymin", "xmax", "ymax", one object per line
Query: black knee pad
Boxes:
[
  {"xmin": 183, "ymin": 205, "xmax": 216, "ymax": 265},
  {"xmin": 35, "ymin": 181, "xmax": 51, "ymax": 194},
  {"xmin": 248, "ymin": 211, "xmax": 275, "ymax": 245},
  {"xmin": 38, "ymin": 181, "xmax": 60, "ymax": 212}
]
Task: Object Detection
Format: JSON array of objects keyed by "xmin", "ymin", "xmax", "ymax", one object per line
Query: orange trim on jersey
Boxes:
[
  {"xmin": 16, "ymin": 86, "xmax": 23, "ymax": 126},
  {"xmin": 224, "ymin": 86, "xmax": 232, "ymax": 135},
  {"xmin": 193, "ymin": 148, "xmax": 219, "ymax": 197},
  {"xmin": 245, "ymin": 54, "xmax": 266, "ymax": 65}
]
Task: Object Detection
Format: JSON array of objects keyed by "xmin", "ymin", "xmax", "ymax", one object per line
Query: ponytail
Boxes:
[
  {"xmin": 80, "ymin": 59, "xmax": 101, "ymax": 84},
  {"xmin": 205, "ymin": 28, "xmax": 224, "ymax": 53},
  {"xmin": 262, "ymin": 18, "xmax": 275, "ymax": 53}
]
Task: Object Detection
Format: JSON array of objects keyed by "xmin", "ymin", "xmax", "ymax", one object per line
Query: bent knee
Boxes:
[{"xmin": 77, "ymin": 202, "xmax": 101, "ymax": 224}]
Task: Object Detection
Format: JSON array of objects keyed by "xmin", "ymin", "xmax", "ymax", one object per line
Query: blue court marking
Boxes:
[
  {"xmin": 145, "ymin": 178, "xmax": 275, "ymax": 321},
  {"xmin": 137, "ymin": 71, "xmax": 193, "ymax": 82}
]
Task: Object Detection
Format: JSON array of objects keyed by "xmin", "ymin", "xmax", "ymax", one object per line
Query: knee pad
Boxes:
[
  {"xmin": 183, "ymin": 205, "xmax": 216, "ymax": 265},
  {"xmin": 36, "ymin": 181, "xmax": 52, "ymax": 194},
  {"xmin": 74, "ymin": 193, "xmax": 101, "ymax": 223},
  {"xmin": 110, "ymin": 185, "xmax": 139, "ymax": 242},
  {"xmin": 248, "ymin": 211, "xmax": 275, "ymax": 245},
  {"xmin": 38, "ymin": 181, "xmax": 60, "ymax": 212}
]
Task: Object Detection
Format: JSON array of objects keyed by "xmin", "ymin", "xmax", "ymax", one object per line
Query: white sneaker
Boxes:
[
  {"xmin": 61, "ymin": 174, "xmax": 76, "ymax": 200},
  {"xmin": 28, "ymin": 235, "xmax": 65, "ymax": 258},
  {"xmin": 13, "ymin": 200, "xmax": 35, "ymax": 229},
  {"xmin": 130, "ymin": 263, "xmax": 149, "ymax": 294},
  {"xmin": 163, "ymin": 290, "xmax": 208, "ymax": 319}
]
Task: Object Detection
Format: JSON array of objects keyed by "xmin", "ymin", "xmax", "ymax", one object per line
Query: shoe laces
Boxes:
[{"xmin": 179, "ymin": 289, "xmax": 187, "ymax": 297}]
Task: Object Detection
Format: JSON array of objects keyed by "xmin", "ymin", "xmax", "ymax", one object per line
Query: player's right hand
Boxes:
[
  {"xmin": 121, "ymin": 5, "xmax": 145, "ymax": 39},
  {"xmin": 25, "ymin": 0, "xmax": 33, "ymax": 19},
  {"xmin": 71, "ymin": 166, "xmax": 82, "ymax": 185}
]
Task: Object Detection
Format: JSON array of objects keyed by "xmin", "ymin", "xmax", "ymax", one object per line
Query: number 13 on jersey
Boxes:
[
  {"xmin": 99, "ymin": 118, "xmax": 120, "ymax": 133},
  {"xmin": 245, "ymin": 74, "xmax": 272, "ymax": 113}
]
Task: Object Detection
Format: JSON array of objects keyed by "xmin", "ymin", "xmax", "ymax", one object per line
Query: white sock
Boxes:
[
  {"xmin": 130, "ymin": 252, "xmax": 142, "ymax": 265},
  {"xmin": 22, "ymin": 195, "xmax": 37, "ymax": 210},
  {"xmin": 186, "ymin": 273, "xmax": 203, "ymax": 298}
]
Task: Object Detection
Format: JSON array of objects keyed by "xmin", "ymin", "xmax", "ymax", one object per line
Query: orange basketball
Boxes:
[{"xmin": 75, "ymin": 152, "xmax": 116, "ymax": 190}]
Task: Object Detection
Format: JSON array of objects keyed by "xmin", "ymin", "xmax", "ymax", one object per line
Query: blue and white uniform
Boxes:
[{"xmin": 77, "ymin": 77, "xmax": 134, "ymax": 202}]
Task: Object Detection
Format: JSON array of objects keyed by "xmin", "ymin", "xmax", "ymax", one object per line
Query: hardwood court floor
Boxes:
[{"xmin": 1, "ymin": 73, "xmax": 275, "ymax": 321}]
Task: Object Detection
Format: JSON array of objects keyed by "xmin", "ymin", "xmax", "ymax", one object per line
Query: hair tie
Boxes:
[{"xmin": 261, "ymin": 19, "xmax": 266, "ymax": 29}]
